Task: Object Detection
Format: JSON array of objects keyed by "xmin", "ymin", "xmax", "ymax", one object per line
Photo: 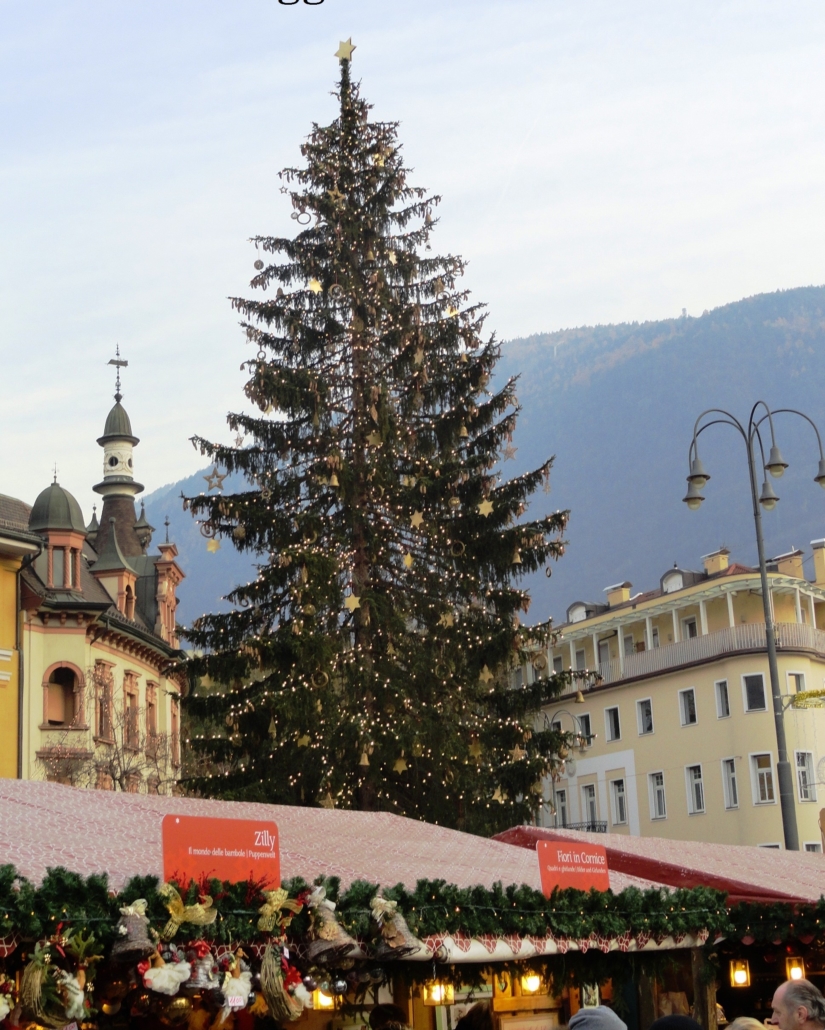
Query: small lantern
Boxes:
[
  {"xmin": 313, "ymin": 990, "xmax": 336, "ymax": 1010},
  {"xmin": 422, "ymin": 983, "xmax": 455, "ymax": 1006},
  {"xmin": 521, "ymin": 973, "xmax": 543, "ymax": 995},
  {"xmin": 730, "ymin": 960, "xmax": 751, "ymax": 987},
  {"xmin": 786, "ymin": 957, "xmax": 806, "ymax": 981}
]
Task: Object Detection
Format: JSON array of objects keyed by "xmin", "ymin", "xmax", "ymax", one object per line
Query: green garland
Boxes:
[{"xmin": 0, "ymin": 864, "xmax": 735, "ymax": 954}]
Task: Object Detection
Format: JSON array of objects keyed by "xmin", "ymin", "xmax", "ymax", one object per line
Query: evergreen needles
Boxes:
[{"xmin": 183, "ymin": 56, "xmax": 571, "ymax": 832}]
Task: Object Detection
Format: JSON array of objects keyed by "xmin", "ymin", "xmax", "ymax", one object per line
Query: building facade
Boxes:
[
  {"xmin": 534, "ymin": 547, "xmax": 825, "ymax": 850},
  {"xmin": 4, "ymin": 380, "xmax": 186, "ymax": 792},
  {"xmin": 0, "ymin": 497, "xmax": 42, "ymax": 779}
]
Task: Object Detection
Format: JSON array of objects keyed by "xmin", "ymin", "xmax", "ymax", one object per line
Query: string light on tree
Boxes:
[{"xmin": 181, "ymin": 41, "xmax": 570, "ymax": 833}]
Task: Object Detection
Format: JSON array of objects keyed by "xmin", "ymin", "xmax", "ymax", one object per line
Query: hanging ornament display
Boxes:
[
  {"xmin": 305, "ymin": 886, "xmax": 360, "ymax": 965},
  {"xmin": 111, "ymin": 897, "xmax": 154, "ymax": 964},
  {"xmin": 370, "ymin": 892, "xmax": 423, "ymax": 960},
  {"xmin": 254, "ymin": 259, "xmax": 265, "ymax": 271}
]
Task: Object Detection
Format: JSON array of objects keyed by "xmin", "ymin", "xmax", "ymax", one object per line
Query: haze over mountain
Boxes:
[{"xmin": 145, "ymin": 285, "xmax": 825, "ymax": 630}]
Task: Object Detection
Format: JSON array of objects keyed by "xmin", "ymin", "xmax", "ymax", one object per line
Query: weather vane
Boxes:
[{"xmin": 108, "ymin": 344, "xmax": 128, "ymax": 401}]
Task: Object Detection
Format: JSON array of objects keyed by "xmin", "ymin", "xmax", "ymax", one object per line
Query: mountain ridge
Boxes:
[{"xmin": 145, "ymin": 285, "xmax": 825, "ymax": 628}]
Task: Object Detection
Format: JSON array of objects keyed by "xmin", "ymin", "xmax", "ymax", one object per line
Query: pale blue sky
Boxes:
[{"xmin": 2, "ymin": 0, "xmax": 825, "ymax": 519}]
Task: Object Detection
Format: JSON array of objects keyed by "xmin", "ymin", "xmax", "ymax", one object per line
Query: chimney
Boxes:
[
  {"xmin": 604, "ymin": 581, "xmax": 632, "ymax": 606},
  {"xmin": 812, "ymin": 540, "xmax": 825, "ymax": 586},
  {"xmin": 702, "ymin": 548, "xmax": 730, "ymax": 575},
  {"xmin": 769, "ymin": 548, "xmax": 805, "ymax": 580}
]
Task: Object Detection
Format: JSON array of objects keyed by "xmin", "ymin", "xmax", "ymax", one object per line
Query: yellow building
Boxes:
[
  {"xmin": 5, "ymin": 374, "xmax": 186, "ymax": 792},
  {"xmin": 0, "ymin": 498, "xmax": 42, "ymax": 779},
  {"xmin": 533, "ymin": 546, "xmax": 825, "ymax": 851}
]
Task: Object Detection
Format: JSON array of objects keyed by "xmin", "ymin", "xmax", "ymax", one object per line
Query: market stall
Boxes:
[{"xmin": 0, "ymin": 781, "xmax": 810, "ymax": 1030}]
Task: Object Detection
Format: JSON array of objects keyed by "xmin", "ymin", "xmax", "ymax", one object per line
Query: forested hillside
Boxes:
[{"xmin": 146, "ymin": 286, "xmax": 825, "ymax": 628}]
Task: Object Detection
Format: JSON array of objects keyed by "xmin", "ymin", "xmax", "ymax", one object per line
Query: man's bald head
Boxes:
[{"xmin": 771, "ymin": 979, "xmax": 825, "ymax": 1030}]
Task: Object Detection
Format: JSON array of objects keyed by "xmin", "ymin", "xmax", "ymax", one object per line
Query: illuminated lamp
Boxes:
[
  {"xmin": 786, "ymin": 957, "xmax": 806, "ymax": 981},
  {"xmin": 521, "ymin": 973, "xmax": 543, "ymax": 995},
  {"xmin": 422, "ymin": 983, "xmax": 455, "ymax": 1006},
  {"xmin": 313, "ymin": 990, "xmax": 336, "ymax": 1010},
  {"xmin": 729, "ymin": 960, "xmax": 751, "ymax": 987}
]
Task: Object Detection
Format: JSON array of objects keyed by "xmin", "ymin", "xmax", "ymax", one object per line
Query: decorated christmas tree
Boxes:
[{"xmin": 184, "ymin": 40, "xmax": 572, "ymax": 833}]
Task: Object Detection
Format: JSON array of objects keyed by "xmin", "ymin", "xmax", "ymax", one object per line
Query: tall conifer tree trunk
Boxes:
[{"xmin": 184, "ymin": 54, "xmax": 572, "ymax": 833}]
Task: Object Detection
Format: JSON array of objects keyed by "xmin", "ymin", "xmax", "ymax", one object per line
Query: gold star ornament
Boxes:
[
  {"xmin": 344, "ymin": 593, "xmax": 361, "ymax": 612},
  {"xmin": 320, "ymin": 792, "xmax": 336, "ymax": 809},
  {"xmin": 206, "ymin": 538, "xmax": 221, "ymax": 554},
  {"xmin": 204, "ymin": 467, "xmax": 227, "ymax": 492},
  {"xmin": 297, "ymin": 734, "xmax": 311, "ymax": 747},
  {"xmin": 393, "ymin": 756, "xmax": 408, "ymax": 773},
  {"xmin": 410, "ymin": 510, "xmax": 424, "ymax": 529},
  {"xmin": 469, "ymin": 740, "xmax": 482, "ymax": 760},
  {"xmin": 438, "ymin": 611, "xmax": 454, "ymax": 628},
  {"xmin": 479, "ymin": 665, "xmax": 494, "ymax": 685},
  {"xmin": 403, "ymin": 552, "xmax": 414, "ymax": 568},
  {"xmin": 308, "ymin": 279, "xmax": 323, "ymax": 294},
  {"xmin": 477, "ymin": 499, "xmax": 494, "ymax": 517},
  {"xmin": 335, "ymin": 37, "xmax": 356, "ymax": 62}
]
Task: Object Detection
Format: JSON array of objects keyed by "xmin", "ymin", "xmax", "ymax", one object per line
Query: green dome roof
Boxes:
[
  {"xmin": 99, "ymin": 400, "xmax": 137, "ymax": 442},
  {"xmin": 29, "ymin": 482, "xmax": 86, "ymax": 534}
]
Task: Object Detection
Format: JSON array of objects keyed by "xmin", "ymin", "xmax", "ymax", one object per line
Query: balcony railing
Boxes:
[
  {"xmin": 558, "ymin": 820, "xmax": 608, "ymax": 833},
  {"xmin": 595, "ymin": 621, "xmax": 825, "ymax": 685}
]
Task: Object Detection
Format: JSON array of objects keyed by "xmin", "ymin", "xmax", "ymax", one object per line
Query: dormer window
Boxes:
[
  {"xmin": 569, "ymin": 603, "xmax": 587, "ymax": 623},
  {"xmin": 662, "ymin": 571, "xmax": 684, "ymax": 594}
]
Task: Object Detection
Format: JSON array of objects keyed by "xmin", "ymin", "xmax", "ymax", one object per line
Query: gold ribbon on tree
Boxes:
[
  {"xmin": 257, "ymin": 889, "xmax": 304, "ymax": 933},
  {"xmin": 157, "ymin": 883, "xmax": 218, "ymax": 940}
]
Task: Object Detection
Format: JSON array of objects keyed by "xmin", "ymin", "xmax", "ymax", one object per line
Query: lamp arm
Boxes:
[{"xmin": 770, "ymin": 408, "xmax": 825, "ymax": 460}]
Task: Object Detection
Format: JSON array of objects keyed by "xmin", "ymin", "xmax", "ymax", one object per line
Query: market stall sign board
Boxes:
[
  {"xmin": 537, "ymin": 840, "xmax": 609, "ymax": 894},
  {"xmin": 162, "ymin": 814, "xmax": 280, "ymax": 887}
]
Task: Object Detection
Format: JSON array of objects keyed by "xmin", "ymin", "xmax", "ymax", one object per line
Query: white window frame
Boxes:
[
  {"xmin": 581, "ymin": 782, "xmax": 598, "ymax": 824},
  {"xmin": 555, "ymin": 788, "xmax": 568, "ymax": 828},
  {"xmin": 610, "ymin": 778, "xmax": 628, "ymax": 825},
  {"xmin": 682, "ymin": 616, "xmax": 698, "ymax": 639},
  {"xmin": 552, "ymin": 655, "xmax": 563, "ymax": 674},
  {"xmin": 685, "ymin": 764, "xmax": 705, "ymax": 815},
  {"xmin": 678, "ymin": 687, "xmax": 698, "ymax": 726},
  {"xmin": 750, "ymin": 752, "xmax": 777, "ymax": 805},
  {"xmin": 648, "ymin": 771, "xmax": 667, "ymax": 820},
  {"xmin": 721, "ymin": 757, "xmax": 739, "ymax": 810},
  {"xmin": 742, "ymin": 672, "xmax": 767, "ymax": 712},
  {"xmin": 715, "ymin": 679, "xmax": 731, "ymax": 719},
  {"xmin": 795, "ymin": 750, "xmax": 817, "ymax": 803},
  {"xmin": 575, "ymin": 648, "xmax": 586, "ymax": 671},
  {"xmin": 605, "ymin": 706, "xmax": 621, "ymax": 742},
  {"xmin": 804, "ymin": 842, "xmax": 822, "ymax": 853},
  {"xmin": 788, "ymin": 671, "xmax": 806, "ymax": 695},
  {"xmin": 623, "ymin": 634, "xmax": 635, "ymax": 657},
  {"xmin": 651, "ymin": 627, "xmax": 660, "ymax": 648},
  {"xmin": 578, "ymin": 712, "xmax": 592, "ymax": 747},
  {"xmin": 636, "ymin": 697, "xmax": 654, "ymax": 735}
]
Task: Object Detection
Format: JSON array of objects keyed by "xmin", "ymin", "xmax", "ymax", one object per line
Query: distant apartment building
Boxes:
[{"xmin": 531, "ymin": 545, "xmax": 825, "ymax": 850}]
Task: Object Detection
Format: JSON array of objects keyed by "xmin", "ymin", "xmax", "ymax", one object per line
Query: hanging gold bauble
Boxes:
[
  {"xmin": 329, "ymin": 473, "xmax": 339, "ymax": 487},
  {"xmin": 459, "ymin": 424, "xmax": 469, "ymax": 438},
  {"xmin": 359, "ymin": 750, "xmax": 370, "ymax": 767},
  {"xmin": 512, "ymin": 548, "xmax": 522, "ymax": 564}
]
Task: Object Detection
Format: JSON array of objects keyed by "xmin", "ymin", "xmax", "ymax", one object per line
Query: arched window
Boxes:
[{"xmin": 46, "ymin": 668, "xmax": 77, "ymax": 726}]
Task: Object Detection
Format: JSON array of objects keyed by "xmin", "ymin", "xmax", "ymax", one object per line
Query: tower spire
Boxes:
[{"xmin": 108, "ymin": 345, "xmax": 128, "ymax": 403}]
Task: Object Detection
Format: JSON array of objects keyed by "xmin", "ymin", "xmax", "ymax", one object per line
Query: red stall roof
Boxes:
[
  {"xmin": 494, "ymin": 826, "xmax": 825, "ymax": 904},
  {"xmin": 0, "ymin": 779, "xmax": 657, "ymax": 893}
]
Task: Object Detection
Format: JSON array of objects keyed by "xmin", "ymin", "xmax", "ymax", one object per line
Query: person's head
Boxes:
[
  {"xmin": 729, "ymin": 1018, "xmax": 767, "ymax": 1030},
  {"xmin": 649, "ymin": 1018, "xmax": 703, "ymax": 1030},
  {"xmin": 569, "ymin": 1006, "xmax": 627, "ymax": 1030},
  {"xmin": 454, "ymin": 1001, "xmax": 494, "ymax": 1030},
  {"xmin": 369, "ymin": 1005, "xmax": 409, "ymax": 1030},
  {"xmin": 771, "ymin": 980, "xmax": 825, "ymax": 1030}
]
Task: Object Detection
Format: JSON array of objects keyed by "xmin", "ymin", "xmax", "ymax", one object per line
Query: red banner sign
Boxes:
[
  {"xmin": 537, "ymin": 840, "xmax": 610, "ymax": 894},
  {"xmin": 161, "ymin": 814, "xmax": 280, "ymax": 887}
]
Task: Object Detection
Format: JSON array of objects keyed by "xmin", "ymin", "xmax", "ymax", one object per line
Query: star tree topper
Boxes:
[{"xmin": 335, "ymin": 38, "xmax": 356, "ymax": 62}]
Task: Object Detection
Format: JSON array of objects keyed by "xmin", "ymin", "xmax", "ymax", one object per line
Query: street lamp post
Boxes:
[
  {"xmin": 544, "ymin": 708, "xmax": 593, "ymax": 829},
  {"xmin": 683, "ymin": 403, "xmax": 825, "ymax": 852}
]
